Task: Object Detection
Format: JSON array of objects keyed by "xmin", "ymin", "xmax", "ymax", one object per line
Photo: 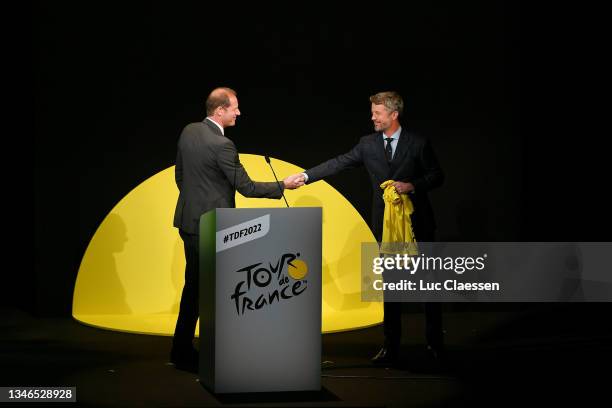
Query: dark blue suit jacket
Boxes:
[{"xmin": 305, "ymin": 129, "xmax": 444, "ymax": 241}]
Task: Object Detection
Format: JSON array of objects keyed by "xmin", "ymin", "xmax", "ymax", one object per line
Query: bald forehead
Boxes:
[{"xmin": 210, "ymin": 88, "xmax": 232, "ymax": 99}]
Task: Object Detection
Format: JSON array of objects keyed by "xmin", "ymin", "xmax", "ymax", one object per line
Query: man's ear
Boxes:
[{"xmin": 391, "ymin": 111, "xmax": 399, "ymax": 120}]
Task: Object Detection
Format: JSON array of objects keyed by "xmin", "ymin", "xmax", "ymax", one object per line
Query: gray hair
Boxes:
[{"xmin": 369, "ymin": 91, "xmax": 404, "ymax": 116}]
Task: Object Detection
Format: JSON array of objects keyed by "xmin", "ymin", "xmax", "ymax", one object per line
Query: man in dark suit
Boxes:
[
  {"xmin": 298, "ymin": 91, "xmax": 444, "ymax": 365},
  {"xmin": 171, "ymin": 87, "xmax": 304, "ymax": 370}
]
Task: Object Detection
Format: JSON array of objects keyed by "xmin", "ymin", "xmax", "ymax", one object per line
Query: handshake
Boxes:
[{"xmin": 282, "ymin": 173, "xmax": 306, "ymax": 190}]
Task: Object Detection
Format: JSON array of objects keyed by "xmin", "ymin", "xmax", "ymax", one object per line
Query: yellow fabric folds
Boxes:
[{"xmin": 379, "ymin": 180, "xmax": 418, "ymax": 255}]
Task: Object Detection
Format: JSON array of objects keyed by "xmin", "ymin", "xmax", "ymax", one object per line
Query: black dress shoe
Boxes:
[
  {"xmin": 170, "ymin": 346, "xmax": 199, "ymax": 372},
  {"xmin": 371, "ymin": 347, "xmax": 399, "ymax": 365}
]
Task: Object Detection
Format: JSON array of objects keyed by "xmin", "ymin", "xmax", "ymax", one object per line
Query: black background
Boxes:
[{"xmin": 28, "ymin": 1, "xmax": 606, "ymax": 317}]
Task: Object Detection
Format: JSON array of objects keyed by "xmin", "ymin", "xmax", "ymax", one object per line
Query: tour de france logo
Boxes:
[{"xmin": 230, "ymin": 252, "xmax": 308, "ymax": 315}]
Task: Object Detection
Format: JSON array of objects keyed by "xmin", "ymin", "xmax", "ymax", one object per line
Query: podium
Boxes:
[{"xmin": 199, "ymin": 207, "xmax": 322, "ymax": 393}]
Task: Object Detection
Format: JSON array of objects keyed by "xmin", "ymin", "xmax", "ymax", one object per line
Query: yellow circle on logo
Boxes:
[{"xmin": 288, "ymin": 259, "xmax": 308, "ymax": 280}]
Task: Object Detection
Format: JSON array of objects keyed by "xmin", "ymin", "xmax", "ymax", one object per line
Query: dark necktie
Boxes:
[{"xmin": 385, "ymin": 137, "xmax": 393, "ymax": 162}]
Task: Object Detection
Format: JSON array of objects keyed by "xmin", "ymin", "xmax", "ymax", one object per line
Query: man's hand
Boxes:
[
  {"xmin": 283, "ymin": 174, "xmax": 305, "ymax": 190},
  {"xmin": 392, "ymin": 181, "xmax": 415, "ymax": 194}
]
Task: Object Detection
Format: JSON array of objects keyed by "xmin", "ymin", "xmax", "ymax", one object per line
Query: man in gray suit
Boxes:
[{"xmin": 171, "ymin": 87, "xmax": 304, "ymax": 371}]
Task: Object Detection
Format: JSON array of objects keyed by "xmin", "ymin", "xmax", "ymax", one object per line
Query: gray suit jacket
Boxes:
[{"xmin": 173, "ymin": 119, "xmax": 284, "ymax": 234}]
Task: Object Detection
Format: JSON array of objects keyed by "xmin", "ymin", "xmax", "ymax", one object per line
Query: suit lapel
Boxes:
[{"xmin": 373, "ymin": 133, "xmax": 391, "ymax": 170}]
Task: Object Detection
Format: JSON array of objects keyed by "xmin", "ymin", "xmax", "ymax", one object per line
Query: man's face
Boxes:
[
  {"xmin": 220, "ymin": 95, "xmax": 241, "ymax": 127},
  {"xmin": 371, "ymin": 103, "xmax": 397, "ymax": 132}
]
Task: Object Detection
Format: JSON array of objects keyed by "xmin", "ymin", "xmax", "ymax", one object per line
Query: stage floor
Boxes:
[{"xmin": 2, "ymin": 305, "xmax": 611, "ymax": 407}]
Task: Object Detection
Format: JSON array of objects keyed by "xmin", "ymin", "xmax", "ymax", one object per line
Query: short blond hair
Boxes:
[{"xmin": 369, "ymin": 91, "xmax": 404, "ymax": 116}]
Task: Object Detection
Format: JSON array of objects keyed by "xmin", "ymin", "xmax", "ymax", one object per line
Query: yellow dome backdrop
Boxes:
[{"xmin": 73, "ymin": 154, "xmax": 382, "ymax": 335}]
